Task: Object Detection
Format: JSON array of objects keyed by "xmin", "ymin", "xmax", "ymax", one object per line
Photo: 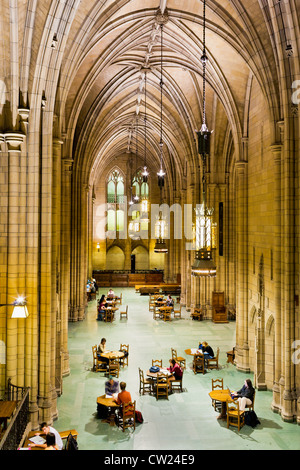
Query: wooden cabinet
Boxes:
[{"xmin": 212, "ymin": 291, "xmax": 228, "ymax": 323}]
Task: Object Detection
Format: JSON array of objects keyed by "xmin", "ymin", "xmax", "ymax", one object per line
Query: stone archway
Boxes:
[
  {"xmin": 132, "ymin": 245, "xmax": 149, "ymax": 271},
  {"xmin": 265, "ymin": 315, "xmax": 275, "ymax": 390},
  {"xmin": 106, "ymin": 246, "xmax": 125, "ymax": 271}
]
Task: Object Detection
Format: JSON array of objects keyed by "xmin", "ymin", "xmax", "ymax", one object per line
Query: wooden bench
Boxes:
[{"xmin": 59, "ymin": 429, "xmax": 79, "ymax": 440}]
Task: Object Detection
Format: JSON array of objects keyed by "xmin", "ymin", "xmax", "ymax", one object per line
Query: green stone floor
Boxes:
[{"xmin": 55, "ymin": 288, "xmax": 300, "ymax": 451}]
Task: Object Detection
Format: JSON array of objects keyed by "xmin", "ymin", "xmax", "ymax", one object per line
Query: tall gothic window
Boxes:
[{"xmin": 107, "ymin": 169, "xmax": 125, "ymax": 235}]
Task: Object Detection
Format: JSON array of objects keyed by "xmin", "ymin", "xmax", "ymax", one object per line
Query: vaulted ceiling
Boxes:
[{"xmin": 13, "ymin": 0, "xmax": 291, "ymax": 189}]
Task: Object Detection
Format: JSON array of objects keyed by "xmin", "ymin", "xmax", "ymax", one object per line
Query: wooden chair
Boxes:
[
  {"xmin": 171, "ymin": 348, "xmax": 186, "ymax": 370},
  {"xmin": 173, "ymin": 305, "xmax": 182, "ymax": 319},
  {"xmin": 119, "ymin": 401, "xmax": 136, "ymax": 432},
  {"xmin": 152, "ymin": 359, "xmax": 162, "ymax": 368},
  {"xmin": 115, "ymin": 293, "xmax": 122, "ymax": 305},
  {"xmin": 119, "ymin": 344, "xmax": 129, "ymax": 367},
  {"xmin": 156, "ymin": 374, "xmax": 169, "ymax": 400},
  {"xmin": 108, "ymin": 358, "xmax": 119, "ymax": 377},
  {"xmin": 162, "ymin": 307, "xmax": 172, "ymax": 321},
  {"xmin": 139, "ymin": 368, "xmax": 153, "ymax": 395},
  {"xmin": 193, "ymin": 354, "xmax": 205, "ymax": 374},
  {"xmin": 104, "ymin": 309, "xmax": 114, "ymax": 322},
  {"xmin": 246, "ymin": 390, "xmax": 255, "ymax": 411},
  {"xmin": 226, "ymin": 400, "xmax": 245, "ymax": 431},
  {"xmin": 190, "ymin": 308, "xmax": 202, "ymax": 321},
  {"xmin": 211, "ymin": 378, "xmax": 224, "ymax": 411},
  {"xmin": 170, "ymin": 371, "xmax": 183, "ymax": 393},
  {"xmin": 120, "ymin": 305, "xmax": 128, "ymax": 320},
  {"xmin": 207, "ymin": 347, "xmax": 220, "ymax": 370},
  {"xmin": 153, "ymin": 307, "xmax": 161, "ymax": 320},
  {"xmin": 92, "ymin": 346, "xmax": 107, "ymax": 373}
]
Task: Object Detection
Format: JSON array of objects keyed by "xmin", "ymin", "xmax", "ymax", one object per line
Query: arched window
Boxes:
[
  {"xmin": 106, "ymin": 169, "xmax": 125, "ymax": 238},
  {"xmin": 132, "ymin": 169, "xmax": 149, "ymax": 202},
  {"xmin": 107, "ymin": 169, "xmax": 125, "ymax": 203}
]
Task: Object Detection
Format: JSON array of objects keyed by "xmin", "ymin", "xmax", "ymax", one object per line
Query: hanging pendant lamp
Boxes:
[
  {"xmin": 154, "ymin": 22, "xmax": 168, "ymax": 254},
  {"xmin": 192, "ymin": 0, "xmax": 216, "ymax": 278}
]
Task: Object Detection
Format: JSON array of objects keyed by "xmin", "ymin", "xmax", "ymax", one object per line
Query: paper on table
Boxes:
[
  {"xmin": 105, "ymin": 393, "xmax": 118, "ymax": 399},
  {"xmin": 29, "ymin": 435, "xmax": 46, "ymax": 445}
]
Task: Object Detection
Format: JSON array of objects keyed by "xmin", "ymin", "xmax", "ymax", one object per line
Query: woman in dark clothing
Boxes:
[
  {"xmin": 201, "ymin": 341, "xmax": 214, "ymax": 358},
  {"xmin": 97, "ymin": 295, "xmax": 106, "ymax": 321},
  {"xmin": 232, "ymin": 379, "xmax": 255, "ymax": 410}
]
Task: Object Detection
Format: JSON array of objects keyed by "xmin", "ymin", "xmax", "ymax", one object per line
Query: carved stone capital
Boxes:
[{"xmin": 4, "ymin": 132, "xmax": 25, "ymax": 153}]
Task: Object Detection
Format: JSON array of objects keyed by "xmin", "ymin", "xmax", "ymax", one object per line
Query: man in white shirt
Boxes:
[{"xmin": 30, "ymin": 422, "xmax": 63, "ymax": 450}]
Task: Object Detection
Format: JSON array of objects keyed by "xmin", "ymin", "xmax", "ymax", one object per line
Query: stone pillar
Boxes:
[
  {"xmin": 271, "ymin": 143, "xmax": 283, "ymax": 412},
  {"xmin": 4, "ymin": 133, "xmax": 26, "ymax": 386},
  {"xmin": 60, "ymin": 157, "xmax": 73, "ymax": 374},
  {"xmin": 235, "ymin": 154, "xmax": 250, "ymax": 372},
  {"xmin": 70, "ymin": 183, "xmax": 89, "ymax": 322}
]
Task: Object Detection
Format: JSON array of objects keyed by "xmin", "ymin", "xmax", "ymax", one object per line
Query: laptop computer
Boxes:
[{"xmin": 227, "ymin": 386, "xmax": 235, "ymax": 399}]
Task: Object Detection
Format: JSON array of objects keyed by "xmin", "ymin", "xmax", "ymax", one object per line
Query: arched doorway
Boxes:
[
  {"xmin": 132, "ymin": 245, "xmax": 149, "ymax": 271},
  {"xmin": 106, "ymin": 246, "xmax": 125, "ymax": 271}
]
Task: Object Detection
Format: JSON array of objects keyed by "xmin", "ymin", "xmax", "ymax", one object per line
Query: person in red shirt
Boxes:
[
  {"xmin": 115, "ymin": 382, "xmax": 131, "ymax": 405},
  {"xmin": 167, "ymin": 358, "xmax": 183, "ymax": 386},
  {"xmin": 114, "ymin": 382, "xmax": 132, "ymax": 424}
]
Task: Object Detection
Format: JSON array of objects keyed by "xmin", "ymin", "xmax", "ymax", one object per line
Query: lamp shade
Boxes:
[
  {"xmin": 154, "ymin": 239, "xmax": 168, "ymax": 254},
  {"xmin": 11, "ymin": 304, "xmax": 29, "ymax": 319},
  {"xmin": 191, "ymin": 249, "xmax": 216, "ymax": 277}
]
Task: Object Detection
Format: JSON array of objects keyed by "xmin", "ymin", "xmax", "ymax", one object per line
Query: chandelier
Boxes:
[
  {"xmin": 154, "ymin": 22, "xmax": 168, "ymax": 254},
  {"xmin": 142, "ymin": 69, "xmax": 149, "ymax": 183},
  {"xmin": 192, "ymin": 0, "xmax": 217, "ymax": 277}
]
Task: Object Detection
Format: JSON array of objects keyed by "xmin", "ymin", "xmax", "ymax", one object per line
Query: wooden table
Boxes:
[
  {"xmin": 24, "ymin": 429, "xmax": 78, "ymax": 449},
  {"xmin": 185, "ymin": 348, "xmax": 203, "ymax": 356},
  {"xmin": 99, "ymin": 350, "xmax": 124, "ymax": 361},
  {"xmin": 97, "ymin": 395, "xmax": 120, "ymax": 426},
  {"xmin": 0, "ymin": 400, "xmax": 17, "ymax": 430},
  {"xmin": 209, "ymin": 389, "xmax": 232, "ymax": 420},
  {"xmin": 146, "ymin": 368, "xmax": 171, "ymax": 380},
  {"xmin": 103, "ymin": 307, "xmax": 118, "ymax": 322}
]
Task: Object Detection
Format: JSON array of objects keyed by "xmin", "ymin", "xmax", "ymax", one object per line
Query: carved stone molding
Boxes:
[
  {"xmin": 156, "ymin": 8, "xmax": 169, "ymax": 25},
  {"xmin": 4, "ymin": 132, "xmax": 25, "ymax": 153}
]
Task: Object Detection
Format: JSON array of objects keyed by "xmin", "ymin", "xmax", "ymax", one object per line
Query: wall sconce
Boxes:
[
  {"xmin": 97, "ymin": 242, "xmax": 100, "ymax": 252},
  {"xmin": 0, "ymin": 297, "xmax": 29, "ymax": 319}
]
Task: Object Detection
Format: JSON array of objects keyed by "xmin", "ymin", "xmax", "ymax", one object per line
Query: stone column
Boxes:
[
  {"xmin": 70, "ymin": 183, "xmax": 89, "ymax": 322},
  {"xmin": 235, "ymin": 155, "xmax": 250, "ymax": 372},
  {"xmin": 60, "ymin": 157, "xmax": 73, "ymax": 374},
  {"xmin": 4, "ymin": 132, "xmax": 25, "ymax": 386},
  {"xmin": 271, "ymin": 143, "xmax": 283, "ymax": 412}
]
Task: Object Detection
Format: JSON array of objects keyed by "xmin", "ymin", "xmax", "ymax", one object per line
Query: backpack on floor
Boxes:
[
  {"xmin": 244, "ymin": 410, "xmax": 260, "ymax": 428},
  {"xmin": 135, "ymin": 410, "xmax": 144, "ymax": 423},
  {"xmin": 65, "ymin": 433, "xmax": 79, "ymax": 451}
]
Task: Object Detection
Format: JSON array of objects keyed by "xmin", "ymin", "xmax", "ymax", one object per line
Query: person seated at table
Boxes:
[
  {"xmin": 231, "ymin": 379, "xmax": 255, "ymax": 411},
  {"xmin": 167, "ymin": 359, "xmax": 183, "ymax": 386},
  {"xmin": 166, "ymin": 295, "xmax": 174, "ymax": 307},
  {"xmin": 44, "ymin": 432, "xmax": 60, "ymax": 451},
  {"xmin": 114, "ymin": 382, "xmax": 133, "ymax": 425},
  {"xmin": 98, "ymin": 337, "xmax": 109, "ymax": 364},
  {"xmin": 29, "ymin": 422, "xmax": 63, "ymax": 450},
  {"xmin": 107, "ymin": 288, "xmax": 115, "ymax": 299},
  {"xmin": 105, "ymin": 375, "xmax": 119, "ymax": 398},
  {"xmin": 199, "ymin": 341, "xmax": 214, "ymax": 358},
  {"xmin": 114, "ymin": 381, "xmax": 132, "ymax": 407},
  {"xmin": 97, "ymin": 295, "xmax": 107, "ymax": 321}
]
